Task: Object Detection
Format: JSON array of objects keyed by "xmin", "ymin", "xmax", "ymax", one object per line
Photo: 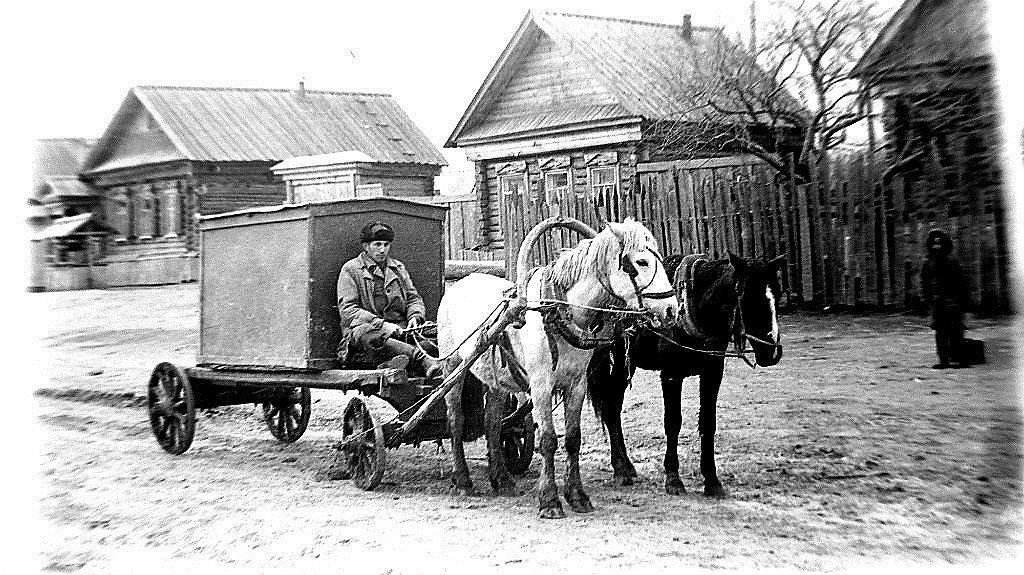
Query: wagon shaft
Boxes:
[{"xmin": 395, "ymin": 309, "xmax": 518, "ymax": 440}]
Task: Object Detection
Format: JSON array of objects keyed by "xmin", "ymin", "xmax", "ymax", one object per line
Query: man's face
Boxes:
[{"xmin": 364, "ymin": 240, "xmax": 391, "ymax": 265}]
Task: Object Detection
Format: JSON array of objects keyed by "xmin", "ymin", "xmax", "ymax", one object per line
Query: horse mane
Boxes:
[{"xmin": 546, "ymin": 220, "xmax": 654, "ymax": 290}]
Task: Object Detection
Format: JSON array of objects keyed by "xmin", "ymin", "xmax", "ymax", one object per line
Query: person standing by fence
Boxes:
[{"xmin": 921, "ymin": 229, "xmax": 970, "ymax": 369}]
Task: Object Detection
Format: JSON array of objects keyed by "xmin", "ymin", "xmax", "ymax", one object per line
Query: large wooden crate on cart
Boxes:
[{"xmin": 199, "ymin": 198, "xmax": 447, "ymax": 369}]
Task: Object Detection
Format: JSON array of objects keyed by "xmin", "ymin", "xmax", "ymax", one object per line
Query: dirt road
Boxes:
[{"xmin": 27, "ymin": 284, "xmax": 1023, "ymax": 573}]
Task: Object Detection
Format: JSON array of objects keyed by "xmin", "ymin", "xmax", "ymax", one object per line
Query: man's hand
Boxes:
[
  {"xmin": 407, "ymin": 315, "xmax": 424, "ymax": 329},
  {"xmin": 382, "ymin": 321, "xmax": 403, "ymax": 338}
]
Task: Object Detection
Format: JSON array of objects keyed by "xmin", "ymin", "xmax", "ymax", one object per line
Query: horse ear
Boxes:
[
  {"xmin": 605, "ymin": 221, "xmax": 624, "ymax": 241},
  {"xmin": 727, "ymin": 251, "xmax": 746, "ymax": 274},
  {"xmin": 769, "ymin": 253, "xmax": 787, "ymax": 271}
]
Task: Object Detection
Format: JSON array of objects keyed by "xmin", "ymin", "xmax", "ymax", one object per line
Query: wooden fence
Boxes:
[
  {"xmin": 491, "ymin": 153, "xmax": 1010, "ymax": 314},
  {"xmin": 420, "ymin": 194, "xmax": 498, "ymax": 261}
]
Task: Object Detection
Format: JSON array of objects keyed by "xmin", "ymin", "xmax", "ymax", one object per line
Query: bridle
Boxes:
[
  {"xmin": 611, "ymin": 246, "xmax": 676, "ymax": 312},
  {"xmin": 730, "ymin": 279, "xmax": 783, "ymax": 367}
]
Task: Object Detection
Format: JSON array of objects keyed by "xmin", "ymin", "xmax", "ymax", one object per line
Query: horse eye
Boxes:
[{"xmin": 636, "ymin": 260, "xmax": 649, "ymax": 267}]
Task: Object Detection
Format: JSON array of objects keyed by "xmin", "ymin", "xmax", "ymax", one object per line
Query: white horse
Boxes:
[{"xmin": 437, "ymin": 219, "xmax": 679, "ymax": 519}]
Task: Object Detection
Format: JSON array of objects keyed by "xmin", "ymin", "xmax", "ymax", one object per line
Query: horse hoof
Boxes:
[
  {"xmin": 614, "ymin": 473, "xmax": 635, "ymax": 487},
  {"xmin": 568, "ymin": 499, "xmax": 595, "ymax": 514},
  {"xmin": 665, "ymin": 480, "xmax": 687, "ymax": 496},
  {"xmin": 490, "ymin": 477, "xmax": 517, "ymax": 496},
  {"xmin": 538, "ymin": 505, "xmax": 566, "ymax": 519},
  {"xmin": 704, "ymin": 484, "xmax": 727, "ymax": 498}
]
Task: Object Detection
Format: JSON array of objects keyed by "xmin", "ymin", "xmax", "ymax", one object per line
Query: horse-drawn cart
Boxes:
[{"xmin": 146, "ymin": 198, "xmax": 534, "ymax": 490}]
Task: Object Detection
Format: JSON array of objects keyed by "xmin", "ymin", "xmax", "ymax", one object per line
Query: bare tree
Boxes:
[{"xmin": 649, "ymin": 0, "xmax": 888, "ymax": 182}]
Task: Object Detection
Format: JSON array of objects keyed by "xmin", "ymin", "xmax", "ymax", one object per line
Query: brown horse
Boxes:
[{"xmin": 588, "ymin": 252, "xmax": 785, "ymax": 496}]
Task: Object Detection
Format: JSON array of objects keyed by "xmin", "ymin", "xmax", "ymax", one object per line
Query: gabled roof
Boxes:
[
  {"xmin": 447, "ymin": 11, "xmax": 776, "ymax": 147},
  {"xmin": 32, "ymin": 213, "xmax": 119, "ymax": 240},
  {"xmin": 33, "ymin": 138, "xmax": 95, "ymax": 192},
  {"xmin": 82, "ymin": 86, "xmax": 446, "ymax": 174},
  {"xmin": 852, "ymin": 0, "xmax": 991, "ymax": 78}
]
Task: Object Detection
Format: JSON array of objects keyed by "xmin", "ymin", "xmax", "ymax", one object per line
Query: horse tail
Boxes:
[{"xmin": 586, "ymin": 336, "xmax": 629, "ymax": 432}]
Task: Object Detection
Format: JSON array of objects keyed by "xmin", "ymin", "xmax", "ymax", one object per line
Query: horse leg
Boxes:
[
  {"xmin": 563, "ymin": 382, "xmax": 594, "ymax": 513},
  {"xmin": 662, "ymin": 375, "xmax": 686, "ymax": 495},
  {"xmin": 699, "ymin": 361, "xmax": 726, "ymax": 498},
  {"xmin": 533, "ymin": 386, "xmax": 564, "ymax": 519},
  {"xmin": 484, "ymin": 385, "xmax": 516, "ymax": 494},
  {"xmin": 444, "ymin": 357, "xmax": 476, "ymax": 496}
]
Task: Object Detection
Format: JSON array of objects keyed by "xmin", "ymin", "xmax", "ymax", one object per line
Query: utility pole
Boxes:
[{"xmin": 750, "ymin": 0, "xmax": 757, "ymax": 53}]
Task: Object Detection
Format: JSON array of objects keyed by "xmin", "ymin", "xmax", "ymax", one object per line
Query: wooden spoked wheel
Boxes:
[
  {"xmin": 502, "ymin": 411, "xmax": 535, "ymax": 475},
  {"xmin": 501, "ymin": 393, "xmax": 535, "ymax": 475},
  {"xmin": 262, "ymin": 386, "xmax": 311, "ymax": 443},
  {"xmin": 340, "ymin": 396, "xmax": 386, "ymax": 490},
  {"xmin": 147, "ymin": 362, "xmax": 196, "ymax": 455}
]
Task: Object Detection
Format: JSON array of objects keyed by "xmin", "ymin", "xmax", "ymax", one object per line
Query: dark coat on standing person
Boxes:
[{"xmin": 921, "ymin": 230, "xmax": 968, "ymax": 330}]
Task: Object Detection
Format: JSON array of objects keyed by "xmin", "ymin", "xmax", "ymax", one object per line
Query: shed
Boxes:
[{"xmin": 197, "ymin": 198, "xmax": 447, "ymax": 369}]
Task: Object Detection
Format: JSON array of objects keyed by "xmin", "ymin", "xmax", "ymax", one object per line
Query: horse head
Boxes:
[
  {"xmin": 727, "ymin": 252, "xmax": 786, "ymax": 367},
  {"xmin": 604, "ymin": 219, "xmax": 679, "ymax": 327}
]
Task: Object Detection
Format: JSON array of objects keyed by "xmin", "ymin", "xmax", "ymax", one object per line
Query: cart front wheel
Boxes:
[
  {"xmin": 339, "ymin": 396, "xmax": 386, "ymax": 490},
  {"xmin": 262, "ymin": 386, "xmax": 311, "ymax": 443},
  {"xmin": 147, "ymin": 362, "xmax": 196, "ymax": 455}
]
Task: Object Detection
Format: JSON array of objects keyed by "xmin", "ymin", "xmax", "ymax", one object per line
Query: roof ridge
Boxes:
[
  {"xmin": 537, "ymin": 10, "xmax": 719, "ymax": 31},
  {"xmin": 133, "ymin": 85, "xmax": 394, "ymax": 98}
]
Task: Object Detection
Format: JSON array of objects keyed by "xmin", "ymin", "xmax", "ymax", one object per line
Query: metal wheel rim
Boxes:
[
  {"xmin": 262, "ymin": 386, "xmax": 311, "ymax": 443},
  {"xmin": 147, "ymin": 362, "xmax": 196, "ymax": 455},
  {"xmin": 341, "ymin": 397, "xmax": 385, "ymax": 490}
]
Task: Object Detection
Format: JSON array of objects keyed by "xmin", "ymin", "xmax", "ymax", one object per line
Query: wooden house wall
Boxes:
[
  {"xmin": 484, "ymin": 35, "xmax": 618, "ymax": 125},
  {"xmin": 358, "ymin": 174, "xmax": 435, "ymax": 197},
  {"xmin": 474, "ymin": 144, "xmax": 640, "ymax": 278}
]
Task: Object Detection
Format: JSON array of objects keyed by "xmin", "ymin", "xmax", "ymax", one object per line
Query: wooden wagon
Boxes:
[{"xmin": 146, "ymin": 198, "xmax": 534, "ymax": 490}]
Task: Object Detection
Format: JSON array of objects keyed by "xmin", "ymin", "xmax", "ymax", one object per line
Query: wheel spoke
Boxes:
[{"xmin": 157, "ymin": 417, "xmax": 172, "ymax": 443}]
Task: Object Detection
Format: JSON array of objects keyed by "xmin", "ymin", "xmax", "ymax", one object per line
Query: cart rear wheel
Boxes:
[
  {"xmin": 340, "ymin": 396, "xmax": 386, "ymax": 490},
  {"xmin": 502, "ymin": 412, "xmax": 535, "ymax": 475},
  {"xmin": 262, "ymin": 386, "xmax": 311, "ymax": 443},
  {"xmin": 147, "ymin": 362, "xmax": 196, "ymax": 455}
]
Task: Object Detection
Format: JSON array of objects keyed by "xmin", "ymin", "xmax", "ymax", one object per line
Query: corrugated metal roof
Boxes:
[
  {"xmin": 449, "ymin": 11, "xmax": 798, "ymax": 145},
  {"xmin": 459, "ymin": 103, "xmax": 633, "ymax": 142},
  {"xmin": 534, "ymin": 12, "xmax": 719, "ymax": 119},
  {"xmin": 85, "ymin": 86, "xmax": 446, "ymax": 173}
]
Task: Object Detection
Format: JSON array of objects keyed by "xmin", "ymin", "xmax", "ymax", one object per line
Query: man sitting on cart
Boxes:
[{"xmin": 336, "ymin": 220, "xmax": 443, "ymax": 380}]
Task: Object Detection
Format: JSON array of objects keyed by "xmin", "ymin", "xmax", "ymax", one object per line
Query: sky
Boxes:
[{"xmin": 7, "ymin": 0, "xmax": 918, "ymax": 195}]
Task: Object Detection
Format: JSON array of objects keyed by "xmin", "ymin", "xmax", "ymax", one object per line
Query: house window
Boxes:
[
  {"xmin": 498, "ymin": 174, "xmax": 527, "ymax": 197},
  {"xmin": 544, "ymin": 170, "xmax": 569, "ymax": 201},
  {"xmin": 589, "ymin": 166, "xmax": 618, "ymax": 198}
]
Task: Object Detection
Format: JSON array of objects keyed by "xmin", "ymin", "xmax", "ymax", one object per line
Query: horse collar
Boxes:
[
  {"xmin": 676, "ymin": 254, "xmax": 709, "ymax": 339},
  {"xmin": 540, "ymin": 267, "xmax": 617, "ymax": 369}
]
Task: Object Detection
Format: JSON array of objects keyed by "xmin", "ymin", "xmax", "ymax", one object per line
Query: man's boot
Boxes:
[
  {"xmin": 413, "ymin": 347, "xmax": 444, "ymax": 381},
  {"xmin": 379, "ymin": 338, "xmax": 442, "ymax": 380}
]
